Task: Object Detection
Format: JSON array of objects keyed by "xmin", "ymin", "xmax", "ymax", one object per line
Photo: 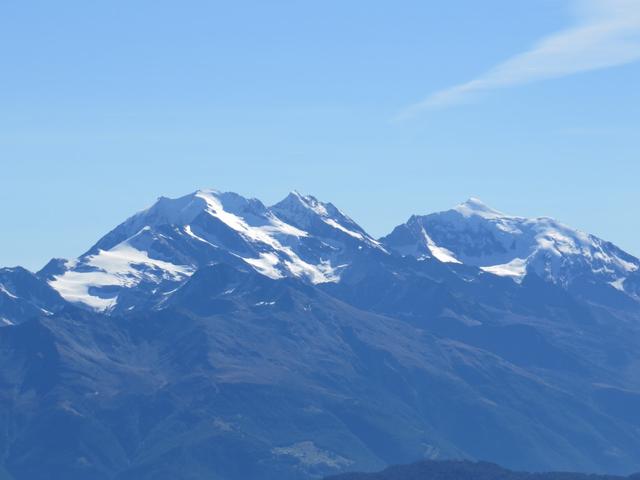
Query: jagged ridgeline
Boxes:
[{"xmin": 1, "ymin": 189, "xmax": 640, "ymax": 480}]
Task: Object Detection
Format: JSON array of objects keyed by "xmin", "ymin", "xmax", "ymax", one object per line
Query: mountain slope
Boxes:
[
  {"xmin": 0, "ymin": 267, "xmax": 66, "ymax": 326},
  {"xmin": 4, "ymin": 266, "xmax": 640, "ymax": 479},
  {"xmin": 1, "ymin": 189, "xmax": 640, "ymax": 479}
]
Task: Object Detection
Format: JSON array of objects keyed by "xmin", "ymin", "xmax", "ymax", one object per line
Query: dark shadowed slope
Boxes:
[{"xmin": 325, "ymin": 460, "xmax": 639, "ymax": 480}]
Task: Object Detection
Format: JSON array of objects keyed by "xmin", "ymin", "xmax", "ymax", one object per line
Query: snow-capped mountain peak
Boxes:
[
  {"xmin": 45, "ymin": 189, "xmax": 382, "ymax": 312},
  {"xmin": 453, "ymin": 197, "xmax": 511, "ymax": 220},
  {"xmin": 272, "ymin": 191, "xmax": 386, "ymax": 250},
  {"xmin": 382, "ymin": 199, "xmax": 640, "ymax": 296},
  {"xmin": 36, "ymin": 191, "xmax": 640, "ymax": 313},
  {"xmin": 282, "ymin": 190, "xmax": 331, "ymax": 217}
]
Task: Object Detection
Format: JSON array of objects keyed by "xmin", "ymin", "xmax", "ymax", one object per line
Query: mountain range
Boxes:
[{"xmin": 1, "ymin": 189, "xmax": 640, "ymax": 480}]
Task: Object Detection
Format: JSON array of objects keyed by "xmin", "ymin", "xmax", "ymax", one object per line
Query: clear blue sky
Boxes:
[{"xmin": 1, "ymin": 0, "xmax": 639, "ymax": 270}]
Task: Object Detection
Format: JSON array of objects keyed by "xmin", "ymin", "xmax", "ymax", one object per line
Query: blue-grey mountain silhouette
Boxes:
[{"xmin": 1, "ymin": 190, "xmax": 640, "ymax": 480}]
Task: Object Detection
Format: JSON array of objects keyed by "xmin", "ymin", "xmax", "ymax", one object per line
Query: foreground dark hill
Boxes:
[
  {"xmin": 325, "ymin": 460, "xmax": 640, "ymax": 480},
  {"xmin": 1, "ymin": 190, "xmax": 640, "ymax": 479}
]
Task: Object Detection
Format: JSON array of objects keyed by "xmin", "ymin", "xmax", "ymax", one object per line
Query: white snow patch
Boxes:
[
  {"xmin": 421, "ymin": 228, "xmax": 461, "ymax": 264},
  {"xmin": 183, "ymin": 225, "xmax": 218, "ymax": 248},
  {"xmin": 196, "ymin": 191, "xmax": 306, "ymax": 246},
  {"xmin": 290, "ymin": 191, "xmax": 329, "ymax": 216},
  {"xmin": 197, "ymin": 191, "xmax": 338, "ymax": 282},
  {"xmin": 261, "ymin": 214, "xmax": 309, "ymax": 238},
  {"xmin": 454, "ymin": 197, "xmax": 510, "ymax": 220},
  {"xmin": 324, "ymin": 218, "xmax": 364, "ymax": 240},
  {"xmin": 89, "ymin": 243, "xmax": 192, "ymax": 280},
  {"xmin": 243, "ymin": 253, "xmax": 284, "ymax": 280},
  {"xmin": 617, "ymin": 257, "xmax": 639, "ymax": 273},
  {"xmin": 481, "ymin": 258, "xmax": 528, "ymax": 282},
  {"xmin": 283, "ymin": 255, "xmax": 340, "ymax": 283},
  {"xmin": 0, "ymin": 317, "xmax": 14, "ymax": 327},
  {"xmin": 50, "ymin": 241, "xmax": 193, "ymax": 311},
  {"xmin": 50, "ymin": 270, "xmax": 121, "ymax": 310},
  {"xmin": 162, "ymin": 287, "xmax": 181, "ymax": 296},
  {"xmin": 0, "ymin": 284, "xmax": 18, "ymax": 299},
  {"xmin": 610, "ymin": 278, "xmax": 626, "ymax": 291}
]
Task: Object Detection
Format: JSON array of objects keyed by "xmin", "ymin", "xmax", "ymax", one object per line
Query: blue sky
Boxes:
[{"xmin": 1, "ymin": 0, "xmax": 639, "ymax": 270}]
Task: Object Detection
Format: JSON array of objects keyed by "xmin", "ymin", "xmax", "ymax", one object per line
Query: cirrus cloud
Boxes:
[{"xmin": 398, "ymin": 0, "xmax": 640, "ymax": 118}]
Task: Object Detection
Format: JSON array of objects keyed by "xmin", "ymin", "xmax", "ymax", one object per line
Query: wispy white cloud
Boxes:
[{"xmin": 398, "ymin": 0, "xmax": 640, "ymax": 117}]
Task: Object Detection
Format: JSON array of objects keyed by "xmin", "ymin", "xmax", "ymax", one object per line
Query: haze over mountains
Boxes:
[{"xmin": 1, "ymin": 189, "xmax": 640, "ymax": 480}]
